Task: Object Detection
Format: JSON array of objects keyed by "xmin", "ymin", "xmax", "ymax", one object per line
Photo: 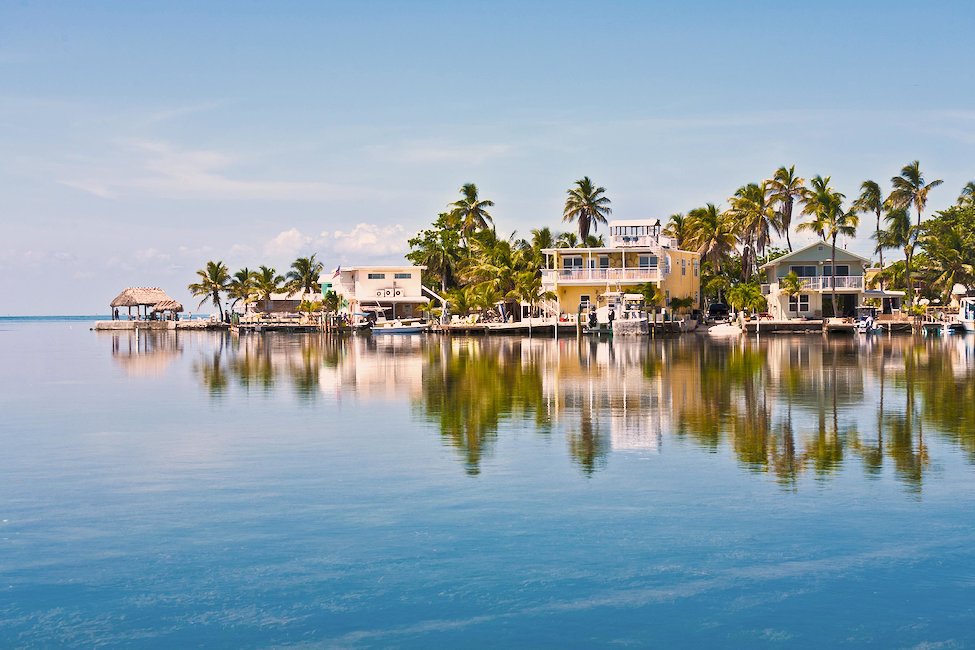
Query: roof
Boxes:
[
  {"xmin": 266, "ymin": 290, "xmax": 320, "ymax": 301},
  {"xmin": 110, "ymin": 287, "xmax": 177, "ymax": 308},
  {"xmin": 152, "ymin": 299, "xmax": 184, "ymax": 313},
  {"xmin": 760, "ymin": 241, "xmax": 870, "ymax": 269}
]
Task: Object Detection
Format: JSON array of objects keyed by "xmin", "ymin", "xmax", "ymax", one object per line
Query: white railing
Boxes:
[
  {"xmin": 609, "ymin": 235, "xmax": 671, "ymax": 248},
  {"xmin": 542, "ymin": 267, "xmax": 662, "ymax": 284},
  {"xmin": 768, "ymin": 276, "xmax": 865, "ymax": 292},
  {"xmin": 796, "ymin": 276, "xmax": 864, "ymax": 291}
]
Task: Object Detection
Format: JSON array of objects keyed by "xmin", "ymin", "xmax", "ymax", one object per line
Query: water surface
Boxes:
[{"xmin": 2, "ymin": 321, "xmax": 975, "ymax": 647}]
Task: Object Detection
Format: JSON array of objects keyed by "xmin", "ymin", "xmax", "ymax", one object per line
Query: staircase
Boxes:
[{"xmin": 537, "ymin": 299, "xmax": 561, "ymax": 319}]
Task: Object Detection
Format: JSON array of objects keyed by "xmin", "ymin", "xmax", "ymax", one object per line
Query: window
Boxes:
[
  {"xmin": 789, "ymin": 295, "xmax": 810, "ymax": 312},
  {"xmin": 599, "ymin": 255, "xmax": 609, "ymax": 269},
  {"xmin": 580, "ymin": 294, "xmax": 591, "ymax": 306},
  {"xmin": 394, "ymin": 273, "xmax": 411, "ymax": 279},
  {"xmin": 564, "ymin": 256, "xmax": 583, "ymax": 268},
  {"xmin": 823, "ymin": 265, "xmax": 850, "ymax": 276},
  {"xmin": 681, "ymin": 259, "xmax": 686, "ymax": 276},
  {"xmin": 638, "ymin": 255, "xmax": 658, "ymax": 268},
  {"xmin": 367, "ymin": 273, "xmax": 385, "ymax": 280},
  {"xmin": 693, "ymin": 260, "xmax": 699, "ymax": 277},
  {"xmin": 789, "ymin": 265, "xmax": 816, "ymax": 277}
]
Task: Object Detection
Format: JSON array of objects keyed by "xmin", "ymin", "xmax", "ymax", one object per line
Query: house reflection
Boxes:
[{"xmin": 121, "ymin": 328, "xmax": 975, "ymax": 487}]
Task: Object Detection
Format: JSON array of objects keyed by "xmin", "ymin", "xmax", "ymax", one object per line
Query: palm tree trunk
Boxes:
[
  {"xmin": 876, "ymin": 209, "xmax": 884, "ymax": 291},
  {"xmin": 831, "ymin": 236, "xmax": 838, "ymax": 319}
]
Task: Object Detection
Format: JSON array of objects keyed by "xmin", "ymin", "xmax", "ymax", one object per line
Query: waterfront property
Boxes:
[
  {"xmin": 761, "ymin": 242, "xmax": 905, "ymax": 320},
  {"xmin": 251, "ymin": 290, "xmax": 321, "ymax": 314},
  {"xmin": 540, "ymin": 219, "xmax": 702, "ymax": 317},
  {"xmin": 329, "ymin": 265, "xmax": 442, "ymax": 320}
]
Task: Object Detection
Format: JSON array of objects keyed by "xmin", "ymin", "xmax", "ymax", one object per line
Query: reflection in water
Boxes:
[{"xmin": 106, "ymin": 329, "xmax": 975, "ymax": 487}]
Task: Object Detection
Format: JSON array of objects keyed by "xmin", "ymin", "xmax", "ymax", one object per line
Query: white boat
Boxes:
[
  {"xmin": 959, "ymin": 297, "xmax": 975, "ymax": 333},
  {"xmin": 371, "ymin": 318, "xmax": 429, "ymax": 334},
  {"xmin": 707, "ymin": 322, "xmax": 743, "ymax": 337}
]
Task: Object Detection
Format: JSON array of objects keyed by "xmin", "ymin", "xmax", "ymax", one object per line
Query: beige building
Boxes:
[
  {"xmin": 541, "ymin": 219, "xmax": 702, "ymax": 316},
  {"xmin": 761, "ymin": 242, "xmax": 903, "ymax": 319},
  {"xmin": 329, "ymin": 265, "xmax": 438, "ymax": 320}
]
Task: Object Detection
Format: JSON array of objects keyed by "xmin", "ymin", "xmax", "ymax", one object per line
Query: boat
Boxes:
[
  {"xmin": 370, "ymin": 318, "xmax": 430, "ymax": 334},
  {"xmin": 959, "ymin": 297, "xmax": 975, "ymax": 333},
  {"xmin": 854, "ymin": 306, "xmax": 883, "ymax": 335},
  {"xmin": 583, "ymin": 292, "xmax": 649, "ymax": 336},
  {"xmin": 707, "ymin": 322, "xmax": 743, "ymax": 337}
]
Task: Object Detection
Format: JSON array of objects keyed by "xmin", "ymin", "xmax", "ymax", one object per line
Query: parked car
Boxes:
[{"xmin": 707, "ymin": 303, "xmax": 730, "ymax": 321}]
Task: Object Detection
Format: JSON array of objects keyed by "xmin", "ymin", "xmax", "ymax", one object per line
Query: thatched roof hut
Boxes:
[
  {"xmin": 110, "ymin": 287, "xmax": 182, "ymax": 320},
  {"xmin": 111, "ymin": 287, "xmax": 175, "ymax": 308},
  {"xmin": 152, "ymin": 299, "xmax": 184, "ymax": 314}
]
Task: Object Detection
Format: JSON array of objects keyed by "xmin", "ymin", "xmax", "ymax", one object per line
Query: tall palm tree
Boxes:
[
  {"xmin": 686, "ymin": 203, "xmax": 736, "ymax": 272},
  {"xmin": 448, "ymin": 183, "xmax": 495, "ymax": 244},
  {"xmin": 799, "ymin": 175, "xmax": 839, "ymax": 242},
  {"xmin": 958, "ymin": 181, "xmax": 975, "ymax": 207},
  {"xmin": 227, "ymin": 267, "xmax": 255, "ymax": 312},
  {"xmin": 853, "ymin": 180, "xmax": 886, "ymax": 273},
  {"xmin": 251, "ymin": 265, "xmax": 285, "ymax": 302},
  {"xmin": 728, "ymin": 182, "xmax": 776, "ymax": 281},
  {"xmin": 887, "ymin": 160, "xmax": 943, "ymax": 228},
  {"xmin": 798, "ymin": 181, "xmax": 857, "ymax": 317},
  {"xmin": 767, "ymin": 165, "xmax": 805, "ymax": 252},
  {"xmin": 663, "ymin": 212, "xmax": 690, "ymax": 249},
  {"xmin": 563, "ymin": 176, "xmax": 612, "ymax": 242},
  {"xmin": 286, "ymin": 254, "xmax": 324, "ymax": 295},
  {"xmin": 529, "ymin": 227, "xmax": 555, "ymax": 251},
  {"xmin": 188, "ymin": 260, "xmax": 230, "ymax": 320},
  {"xmin": 879, "ymin": 208, "xmax": 915, "ymax": 305}
]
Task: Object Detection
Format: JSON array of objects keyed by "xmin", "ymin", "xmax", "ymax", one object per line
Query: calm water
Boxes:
[{"xmin": 2, "ymin": 320, "xmax": 975, "ymax": 648}]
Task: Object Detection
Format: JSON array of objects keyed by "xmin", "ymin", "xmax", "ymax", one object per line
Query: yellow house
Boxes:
[{"xmin": 541, "ymin": 219, "xmax": 702, "ymax": 316}]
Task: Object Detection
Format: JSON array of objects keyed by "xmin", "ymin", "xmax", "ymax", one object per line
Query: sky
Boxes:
[{"xmin": 2, "ymin": 0, "xmax": 974, "ymax": 315}]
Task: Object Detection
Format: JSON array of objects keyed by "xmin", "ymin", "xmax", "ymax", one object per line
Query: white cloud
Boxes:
[
  {"xmin": 264, "ymin": 228, "xmax": 313, "ymax": 258},
  {"xmin": 322, "ymin": 223, "xmax": 407, "ymax": 256}
]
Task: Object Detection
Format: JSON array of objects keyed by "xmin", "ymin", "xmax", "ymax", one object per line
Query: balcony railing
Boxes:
[
  {"xmin": 542, "ymin": 267, "xmax": 662, "ymax": 284},
  {"xmin": 769, "ymin": 276, "xmax": 865, "ymax": 292}
]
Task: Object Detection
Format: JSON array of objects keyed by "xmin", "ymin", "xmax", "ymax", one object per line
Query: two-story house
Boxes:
[
  {"xmin": 328, "ymin": 265, "xmax": 437, "ymax": 320},
  {"xmin": 541, "ymin": 219, "xmax": 702, "ymax": 316},
  {"xmin": 761, "ymin": 242, "xmax": 904, "ymax": 319}
]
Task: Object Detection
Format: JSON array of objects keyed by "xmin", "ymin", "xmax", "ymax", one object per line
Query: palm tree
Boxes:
[
  {"xmin": 798, "ymin": 180, "xmax": 857, "ymax": 318},
  {"xmin": 188, "ymin": 261, "xmax": 230, "ymax": 320},
  {"xmin": 726, "ymin": 282, "xmax": 766, "ymax": 315},
  {"xmin": 880, "ymin": 207, "xmax": 915, "ymax": 303},
  {"xmin": 448, "ymin": 183, "xmax": 494, "ymax": 244},
  {"xmin": 563, "ymin": 176, "xmax": 612, "ymax": 242},
  {"xmin": 799, "ymin": 175, "xmax": 839, "ymax": 242},
  {"xmin": 779, "ymin": 271, "xmax": 804, "ymax": 315},
  {"xmin": 853, "ymin": 180, "xmax": 886, "ymax": 274},
  {"xmin": 728, "ymin": 182, "xmax": 776, "ymax": 281},
  {"xmin": 958, "ymin": 181, "xmax": 975, "ymax": 207},
  {"xmin": 767, "ymin": 165, "xmax": 805, "ymax": 252},
  {"xmin": 920, "ymin": 223, "xmax": 975, "ymax": 301},
  {"xmin": 887, "ymin": 160, "xmax": 943, "ymax": 228},
  {"xmin": 227, "ymin": 267, "xmax": 255, "ymax": 313},
  {"xmin": 583, "ymin": 234, "xmax": 605, "ymax": 247},
  {"xmin": 286, "ymin": 254, "xmax": 324, "ymax": 295},
  {"xmin": 663, "ymin": 213, "xmax": 690, "ymax": 249},
  {"xmin": 251, "ymin": 265, "xmax": 285, "ymax": 302},
  {"xmin": 556, "ymin": 231, "xmax": 579, "ymax": 248},
  {"xmin": 686, "ymin": 203, "xmax": 736, "ymax": 272}
]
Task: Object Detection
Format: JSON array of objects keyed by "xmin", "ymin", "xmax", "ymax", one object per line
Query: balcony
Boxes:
[
  {"xmin": 768, "ymin": 276, "xmax": 865, "ymax": 293},
  {"xmin": 542, "ymin": 267, "xmax": 662, "ymax": 284}
]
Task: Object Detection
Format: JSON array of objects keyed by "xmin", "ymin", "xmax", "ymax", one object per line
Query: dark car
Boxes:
[{"xmin": 707, "ymin": 303, "xmax": 730, "ymax": 320}]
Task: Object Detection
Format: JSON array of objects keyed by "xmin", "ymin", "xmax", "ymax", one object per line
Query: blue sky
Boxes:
[{"xmin": 2, "ymin": 1, "xmax": 974, "ymax": 314}]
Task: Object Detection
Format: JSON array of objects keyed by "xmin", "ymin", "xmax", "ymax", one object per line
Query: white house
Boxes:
[
  {"xmin": 761, "ymin": 242, "xmax": 904, "ymax": 319},
  {"xmin": 328, "ymin": 265, "xmax": 437, "ymax": 320}
]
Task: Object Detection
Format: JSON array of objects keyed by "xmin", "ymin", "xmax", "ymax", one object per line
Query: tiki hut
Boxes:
[{"xmin": 110, "ymin": 287, "xmax": 182, "ymax": 321}]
